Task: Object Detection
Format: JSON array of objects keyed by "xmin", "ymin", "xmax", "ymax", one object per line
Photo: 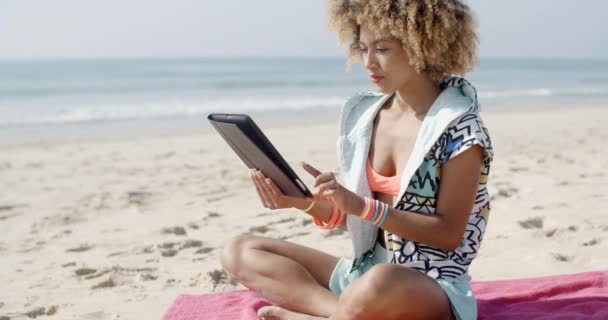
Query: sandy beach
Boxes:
[{"xmin": 1, "ymin": 105, "xmax": 607, "ymax": 320}]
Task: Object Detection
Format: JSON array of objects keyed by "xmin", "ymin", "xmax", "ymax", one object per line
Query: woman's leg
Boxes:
[
  {"xmin": 333, "ymin": 263, "xmax": 455, "ymax": 320},
  {"xmin": 220, "ymin": 234, "xmax": 340, "ymax": 317},
  {"xmin": 257, "ymin": 263, "xmax": 455, "ymax": 320}
]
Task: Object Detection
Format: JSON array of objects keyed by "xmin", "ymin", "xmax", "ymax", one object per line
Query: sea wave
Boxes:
[{"xmin": 0, "ymin": 96, "xmax": 346, "ymax": 127}]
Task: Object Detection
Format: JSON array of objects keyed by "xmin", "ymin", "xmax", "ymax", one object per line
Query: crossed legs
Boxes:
[{"xmin": 220, "ymin": 234, "xmax": 454, "ymax": 320}]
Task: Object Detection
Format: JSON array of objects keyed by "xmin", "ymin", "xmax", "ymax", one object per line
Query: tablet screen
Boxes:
[{"xmin": 208, "ymin": 114, "xmax": 312, "ymax": 198}]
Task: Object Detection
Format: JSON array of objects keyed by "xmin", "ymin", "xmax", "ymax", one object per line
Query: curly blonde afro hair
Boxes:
[{"xmin": 327, "ymin": 0, "xmax": 478, "ymax": 81}]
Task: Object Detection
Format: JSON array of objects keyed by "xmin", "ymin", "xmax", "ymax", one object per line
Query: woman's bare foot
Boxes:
[{"xmin": 257, "ymin": 306, "xmax": 326, "ymax": 320}]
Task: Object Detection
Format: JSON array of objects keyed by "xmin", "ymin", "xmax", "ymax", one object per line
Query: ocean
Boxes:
[{"xmin": 1, "ymin": 57, "xmax": 607, "ymax": 143}]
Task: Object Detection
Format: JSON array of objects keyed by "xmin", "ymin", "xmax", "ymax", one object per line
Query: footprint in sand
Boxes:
[
  {"xmin": 66, "ymin": 243, "xmax": 94, "ymax": 253},
  {"xmin": 75, "ymin": 268, "xmax": 97, "ymax": 276},
  {"xmin": 207, "ymin": 269, "xmax": 237, "ymax": 290},
  {"xmin": 78, "ymin": 193, "xmax": 112, "ymax": 211},
  {"xmin": 194, "ymin": 247, "xmax": 214, "ymax": 255},
  {"xmin": 249, "ymin": 225, "xmax": 272, "ymax": 234},
  {"xmin": 161, "ymin": 226, "xmax": 187, "ymax": 236},
  {"xmin": 267, "ymin": 217, "xmax": 296, "ymax": 226},
  {"xmin": 126, "ymin": 191, "xmax": 155, "ymax": 207},
  {"xmin": 0, "ymin": 204, "xmax": 28, "ymax": 221},
  {"xmin": 136, "ymin": 239, "xmax": 205, "ymax": 258},
  {"xmin": 73, "ymin": 266, "xmax": 159, "ymax": 290},
  {"xmin": 22, "ymin": 306, "xmax": 58, "ymax": 318},
  {"xmin": 544, "ymin": 225, "xmax": 579, "ymax": 238},
  {"xmin": 491, "ymin": 187, "xmax": 518, "ymax": 200},
  {"xmin": 201, "ymin": 211, "xmax": 222, "ymax": 222},
  {"xmin": 154, "ymin": 151, "xmax": 176, "ymax": 160},
  {"xmin": 36, "ymin": 210, "xmax": 85, "ymax": 229},
  {"xmin": 0, "ymin": 204, "xmax": 28, "ymax": 212},
  {"xmin": 0, "ymin": 212, "xmax": 22, "ymax": 221},
  {"xmin": 324, "ymin": 229, "xmax": 346, "ymax": 238},
  {"xmin": 206, "ymin": 193, "xmax": 238, "ymax": 203},
  {"xmin": 51, "ymin": 229, "xmax": 73, "ymax": 240},
  {"xmin": 551, "ymin": 253, "xmax": 572, "ymax": 262},
  {"xmin": 518, "ymin": 216, "xmax": 543, "ymax": 229},
  {"xmin": 582, "ymin": 238, "xmax": 601, "ymax": 247},
  {"xmin": 545, "ymin": 229, "xmax": 557, "ymax": 237},
  {"xmin": 279, "ymin": 231, "xmax": 311, "ymax": 240}
]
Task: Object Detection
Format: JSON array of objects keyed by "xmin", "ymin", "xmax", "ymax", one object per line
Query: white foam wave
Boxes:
[
  {"xmin": 480, "ymin": 87, "xmax": 608, "ymax": 99},
  {"xmin": 0, "ymin": 96, "xmax": 346, "ymax": 127}
]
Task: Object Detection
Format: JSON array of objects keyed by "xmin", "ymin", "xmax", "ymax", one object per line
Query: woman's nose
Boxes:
[{"xmin": 364, "ymin": 51, "xmax": 378, "ymax": 71}]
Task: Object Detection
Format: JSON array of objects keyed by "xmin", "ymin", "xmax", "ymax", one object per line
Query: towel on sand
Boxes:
[{"xmin": 162, "ymin": 270, "xmax": 608, "ymax": 320}]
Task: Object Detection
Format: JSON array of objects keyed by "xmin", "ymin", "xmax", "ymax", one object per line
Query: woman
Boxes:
[{"xmin": 220, "ymin": 1, "xmax": 493, "ymax": 319}]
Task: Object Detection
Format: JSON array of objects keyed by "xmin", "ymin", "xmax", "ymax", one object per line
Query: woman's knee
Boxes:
[
  {"xmin": 340, "ymin": 264, "xmax": 452, "ymax": 320},
  {"xmin": 337, "ymin": 264, "xmax": 418, "ymax": 319},
  {"xmin": 220, "ymin": 234, "xmax": 255, "ymax": 276},
  {"xmin": 357, "ymin": 264, "xmax": 404, "ymax": 295}
]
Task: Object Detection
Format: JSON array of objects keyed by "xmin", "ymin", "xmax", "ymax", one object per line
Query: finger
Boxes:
[
  {"xmin": 256, "ymin": 171, "xmax": 279, "ymax": 209},
  {"xmin": 302, "ymin": 161, "xmax": 322, "ymax": 178},
  {"xmin": 253, "ymin": 171, "xmax": 273, "ymax": 208},
  {"xmin": 265, "ymin": 178, "xmax": 285, "ymax": 197},
  {"xmin": 252, "ymin": 171, "xmax": 272, "ymax": 208},
  {"xmin": 264, "ymin": 178, "xmax": 285, "ymax": 208},
  {"xmin": 250, "ymin": 170, "xmax": 266, "ymax": 205},
  {"xmin": 313, "ymin": 172, "xmax": 336, "ymax": 187},
  {"xmin": 315, "ymin": 179, "xmax": 338, "ymax": 195}
]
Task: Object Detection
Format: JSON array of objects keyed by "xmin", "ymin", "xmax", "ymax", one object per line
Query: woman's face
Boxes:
[{"xmin": 358, "ymin": 24, "xmax": 417, "ymax": 93}]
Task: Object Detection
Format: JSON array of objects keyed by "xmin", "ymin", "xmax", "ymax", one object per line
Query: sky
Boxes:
[{"xmin": 0, "ymin": 0, "xmax": 607, "ymax": 60}]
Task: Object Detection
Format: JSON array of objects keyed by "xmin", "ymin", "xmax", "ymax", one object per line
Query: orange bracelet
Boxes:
[
  {"xmin": 312, "ymin": 197, "xmax": 347, "ymax": 230},
  {"xmin": 313, "ymin": 205, "xmax": 338, "ymax": 229}
]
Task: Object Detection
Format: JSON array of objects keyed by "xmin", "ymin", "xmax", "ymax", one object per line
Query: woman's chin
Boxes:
[{"xmin": 374, "ymin": 85, "xmax": 393, "ymax": 94}]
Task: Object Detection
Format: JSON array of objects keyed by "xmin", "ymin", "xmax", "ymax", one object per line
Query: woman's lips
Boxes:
[{"xmin": 370, "ymin": 75, "xmax": 384, "ymax": 84}]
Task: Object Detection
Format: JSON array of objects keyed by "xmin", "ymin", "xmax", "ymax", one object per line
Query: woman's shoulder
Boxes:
[
  {"xmin": 338, "ymin": 92, "xmax": 385, "ymax": 135},
  {"xmin": 440, "ymin": 108, "xmax": 494, "ymax": 165}
]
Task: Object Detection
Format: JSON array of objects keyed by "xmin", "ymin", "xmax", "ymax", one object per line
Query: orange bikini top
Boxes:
[{"xmin": 366, "ymin": 158, "xmax": 401, "ymax": 196}]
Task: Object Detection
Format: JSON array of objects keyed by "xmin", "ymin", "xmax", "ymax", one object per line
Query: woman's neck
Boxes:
[{"xmin": 392, "ymin": 76, "xmax": 441, "ymax": 118}]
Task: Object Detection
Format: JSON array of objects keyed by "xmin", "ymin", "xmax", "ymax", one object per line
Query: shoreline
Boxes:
[{"xmin": 1, "ymin": 101, "xmax": 606, "ymax": 147}]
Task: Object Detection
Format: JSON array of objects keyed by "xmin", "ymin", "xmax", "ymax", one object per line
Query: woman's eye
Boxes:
[{"xmin": 357, "ymin": 47, "xmax": 388, "ymax": 53}]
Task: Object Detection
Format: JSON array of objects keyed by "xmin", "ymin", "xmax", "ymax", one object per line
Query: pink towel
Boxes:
[
  {"xmin": 162, "ymin": 270, "xmax": 608, "ymax": 320},
  {"xmin": 472, "ymin": 270, "xmax": 608, "ymax": 320}
]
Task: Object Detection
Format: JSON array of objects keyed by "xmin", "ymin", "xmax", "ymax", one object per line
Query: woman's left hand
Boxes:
[{"xmin": 302, "ymin": 161, "xmax": 363, "ymax": 215}]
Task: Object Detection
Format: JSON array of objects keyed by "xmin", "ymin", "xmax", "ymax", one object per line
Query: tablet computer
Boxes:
[{"xmin": 207, "ymin": 113, "xmax": 313, "ymax": 198}]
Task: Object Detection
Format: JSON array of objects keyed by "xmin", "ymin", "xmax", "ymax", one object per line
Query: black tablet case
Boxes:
[{"xmin": 207, "ymin": 114, "xmax": 313, "ymax": 198}]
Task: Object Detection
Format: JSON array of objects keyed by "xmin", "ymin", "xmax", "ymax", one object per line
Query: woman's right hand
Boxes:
[{"xmin": 250, "ymin": 169, "xmax": 310, "ymax": 210}]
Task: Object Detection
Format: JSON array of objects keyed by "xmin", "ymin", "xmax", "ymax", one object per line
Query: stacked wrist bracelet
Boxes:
[{"xmin": 360, "ymin": 197, "xmax": 389, "ymax": 227}]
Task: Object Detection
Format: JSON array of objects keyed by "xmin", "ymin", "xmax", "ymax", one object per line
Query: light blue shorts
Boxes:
[{"xmin": 328, "ymin": 243, "xmax": 477, "ymax": 320}]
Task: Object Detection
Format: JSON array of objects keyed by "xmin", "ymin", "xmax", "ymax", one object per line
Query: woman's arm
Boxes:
[{"xmin": 354, "ymin": 145, "xmax": 484, "ymax": 251}]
